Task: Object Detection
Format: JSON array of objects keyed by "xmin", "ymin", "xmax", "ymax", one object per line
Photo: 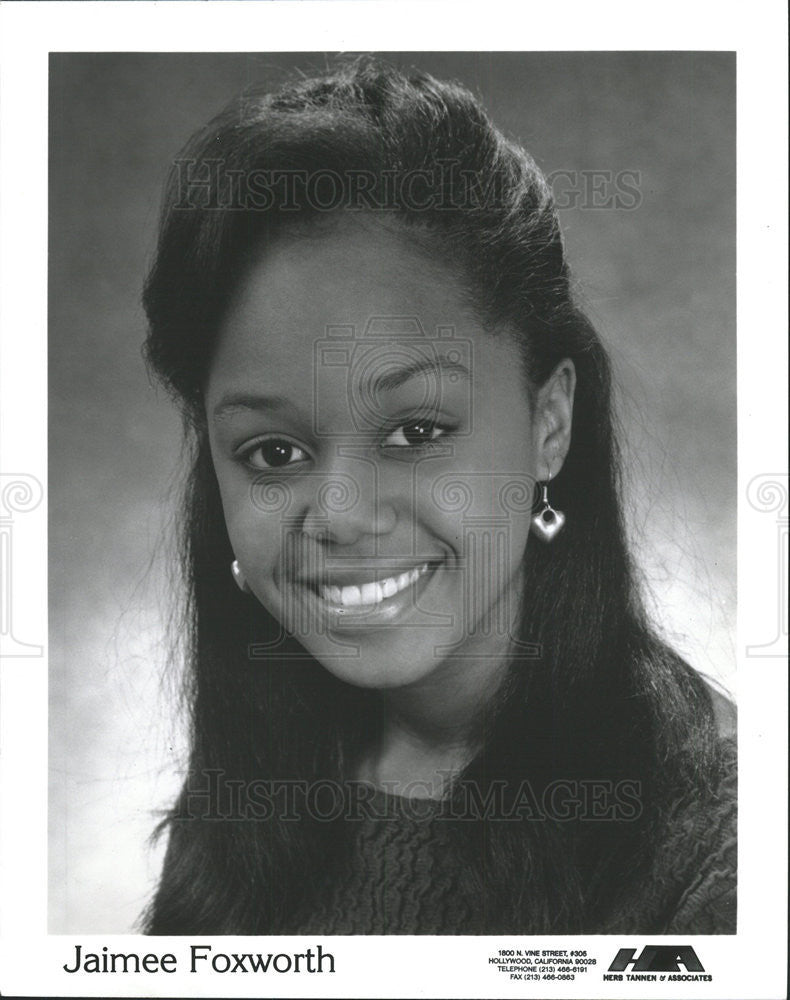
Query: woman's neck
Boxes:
[
  {"xmin": 355, "ymin": 648, "xmax": 509, "ymax": 798},
  {"xmin": 355, "ymin": 722, "xmax": 470, "ymax": 800}
]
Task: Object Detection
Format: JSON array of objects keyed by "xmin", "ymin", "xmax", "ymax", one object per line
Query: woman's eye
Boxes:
[
  {"xmin": 244, "ymin": 439, "xmax": 309, "ymax": 469},
  {"xmin": 383, "ymin": 420, "xmax": 447, "ymax": 448}
]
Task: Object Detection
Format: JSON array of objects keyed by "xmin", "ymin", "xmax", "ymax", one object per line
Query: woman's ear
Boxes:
[{"xmin": 533, "ymin": 359, "xmax": 576, "ymax": 479}]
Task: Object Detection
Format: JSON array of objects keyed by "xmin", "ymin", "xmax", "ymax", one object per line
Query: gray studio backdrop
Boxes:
[{"xmin": 49, "ymin": 52, "xmax": 735, "ymax": 932}]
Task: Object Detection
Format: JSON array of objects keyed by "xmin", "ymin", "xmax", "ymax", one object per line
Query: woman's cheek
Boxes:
[
  {"xmin": 238, "ymin": 515, "xmax": 281, "ymax": 583},
  {"xmin": 218, "ymin": 480, "xmax": 278, "ymax": 582}
]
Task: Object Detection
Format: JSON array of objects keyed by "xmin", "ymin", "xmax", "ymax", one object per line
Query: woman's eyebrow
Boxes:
[
  {"xmin": 212, "ymin": 393, "xmax": 293, "ymax": 420},
  {"xmin": 372, "ymin": 356, "xmax": 471, "ymax": 393},
  {"xmin": 212, "ymin": 357, "xmax": 470, "ymax": 420}
]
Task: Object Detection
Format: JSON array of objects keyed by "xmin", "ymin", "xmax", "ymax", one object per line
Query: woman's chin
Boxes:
[{"xmin": 302, "ymin": 635, "xmax": 448, "ymax": 690}]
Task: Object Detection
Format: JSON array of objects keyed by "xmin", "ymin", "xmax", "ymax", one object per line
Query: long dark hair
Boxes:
[{"xmin": 142, "ymin": 56, "xmax": 723, "ymax": 934}]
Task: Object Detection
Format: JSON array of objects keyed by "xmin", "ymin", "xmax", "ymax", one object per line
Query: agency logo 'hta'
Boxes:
[{"xmin": 608, "ymin": 945, "xmax": 705, "ymax": 973}]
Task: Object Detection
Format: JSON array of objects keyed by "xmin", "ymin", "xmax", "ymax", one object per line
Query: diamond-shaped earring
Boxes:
[
  {"xmin": 231, "ymin": 559, "xmax": 252, "ymax": 594},
  {"xmin": 530, "ymin": 480, "xmax": 565, "ymax": 543}
]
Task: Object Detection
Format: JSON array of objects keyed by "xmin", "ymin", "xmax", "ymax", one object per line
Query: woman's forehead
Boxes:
[
  {"xmin": 230, "ymin": 215, "xmax": 464, "ymax": 330},
  {"xmin": 209, "ymin": 218, "xmax": 503, "ymax": 388},
  {"xmin": 208, "ymin": 320, "xmax": 523, "ymax": 427}
]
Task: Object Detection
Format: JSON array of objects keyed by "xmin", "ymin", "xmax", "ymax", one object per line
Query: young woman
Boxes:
[{"xmin": 142, "ymin": 57, "xmax": 735, "ymax": 935}]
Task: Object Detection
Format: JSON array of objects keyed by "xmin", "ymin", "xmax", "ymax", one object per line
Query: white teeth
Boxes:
[
  {"xmin": 340, "ymin": 585, "xmax": 362, "ymax": 606},
  {"xmin": 360, "ymin": 582, "xmax": 383, "ymax": 605},
  {"xmin": 317, "ymin": 564, "xmax": 432, "ymax": 607}
]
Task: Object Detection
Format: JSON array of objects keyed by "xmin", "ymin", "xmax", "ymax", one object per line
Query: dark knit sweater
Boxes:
[{"xmin": 294, "ymin": 738, "xmax": 736, "ymax": 935}]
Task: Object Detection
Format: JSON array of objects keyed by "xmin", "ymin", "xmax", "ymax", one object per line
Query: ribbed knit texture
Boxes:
[
  {"xmin": 293, "ymin": 738, "xmax": 736, "ymax": 935},
  {"xmin": 654, "ymin": 736, "xmax": 737, "ymax": 934},
  {"xmin": 296, "ymin": 794, "xmax": 475, "ymax": 934}
]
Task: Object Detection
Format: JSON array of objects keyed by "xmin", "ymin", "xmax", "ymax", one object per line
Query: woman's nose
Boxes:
[{"xmin": 300, "ymin": 456, "xmax": 397, "ymax": 545}]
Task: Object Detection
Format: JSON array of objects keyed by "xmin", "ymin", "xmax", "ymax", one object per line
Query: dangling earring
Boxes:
[
  {"xmin": 231, "ymin": 559, "xmax": 251, "ymax": 594},
  {"xmin": 530, "ymin": 475, "xmax": 566, "ymax": 543}
]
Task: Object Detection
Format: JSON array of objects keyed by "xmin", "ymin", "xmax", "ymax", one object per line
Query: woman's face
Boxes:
[{"xmin": 206, "ymin": 217, "xmax": 559, "ymax": 693}]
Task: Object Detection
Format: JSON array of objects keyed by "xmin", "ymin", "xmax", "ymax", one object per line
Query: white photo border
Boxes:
[{"xmin": 0, "ymin": 2, "xmax": 787, "ymax": 998}]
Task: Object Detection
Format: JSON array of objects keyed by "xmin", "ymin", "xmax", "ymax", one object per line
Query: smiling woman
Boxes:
[
  {"xmin": 206, "ymin": 218, "xmax": 560, "ymax": 696},
  {"xmin": 141, "ymin": 56, "xmax": 735, "ymax": 935}
]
